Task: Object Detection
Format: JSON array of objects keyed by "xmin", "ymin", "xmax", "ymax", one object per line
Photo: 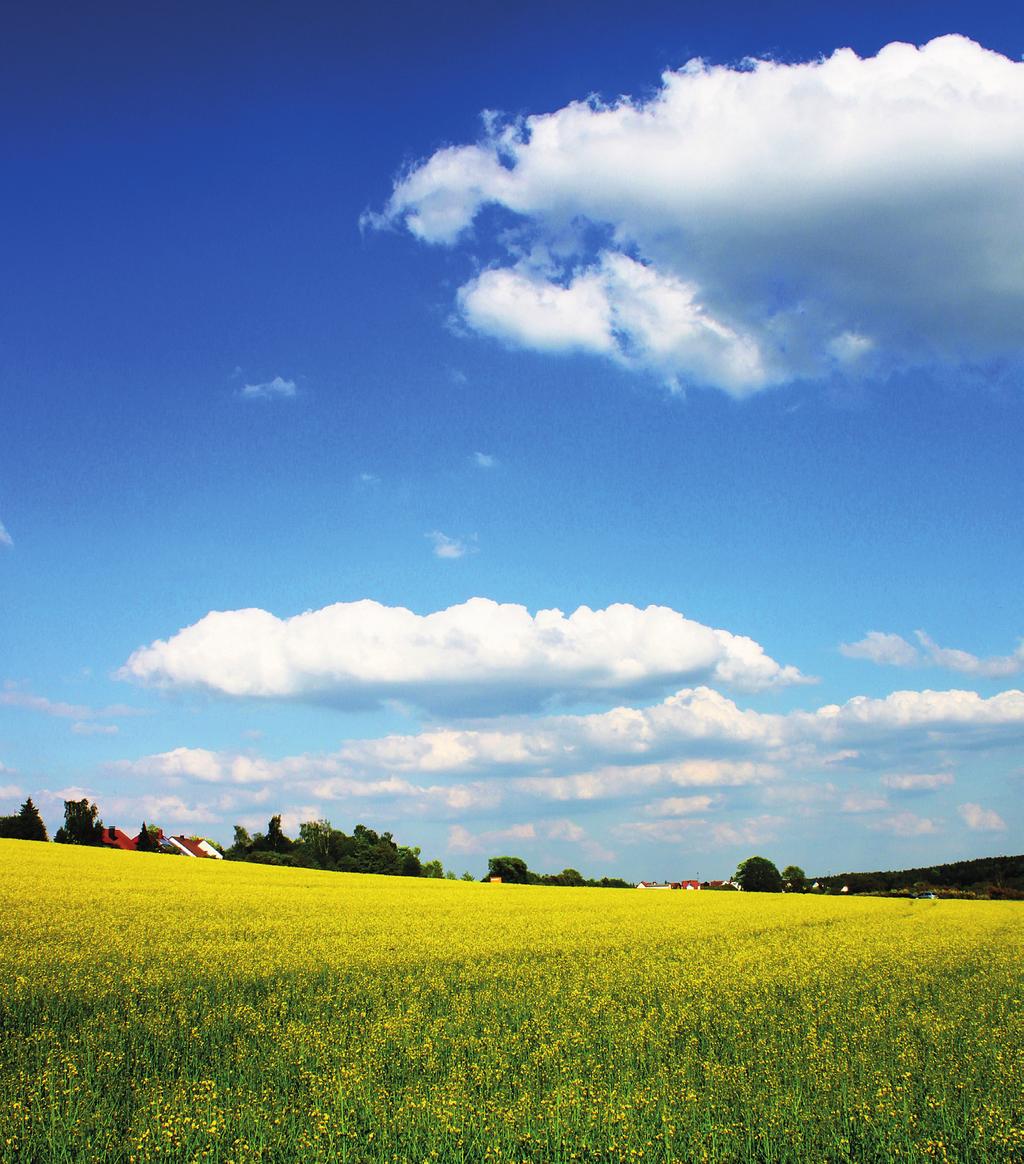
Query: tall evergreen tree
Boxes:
[
  {"xmin": 135, "ymin": 821, "xmax": 160, "ymax": 852},
  {"xmin": 17, "ymin": 798, "xmax": 48, "ymax": 841}
]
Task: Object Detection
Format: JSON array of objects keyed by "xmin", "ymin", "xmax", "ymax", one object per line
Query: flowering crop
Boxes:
[{"xmin": 1, "ymin": 840, "xmax": 1021, "ymax": 1161}]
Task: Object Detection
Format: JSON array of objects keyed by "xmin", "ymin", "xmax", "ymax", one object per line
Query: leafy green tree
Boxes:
[
  {"xmin": 225, "ymin": 825, "xmax": 253, "ymax": 860},
  {"xmin": 542, "ymin": 868, "xmax": 585, "ymax": 887},
  {"xmin": 782, "ymin": 864, "xmax": 806, "ymax": 892},
  {"xmin": 460, "ymin": 871, "xmax": 476, "ymax": 881},
  {"xmin": 734, "ymin": 855, "xmax": 784, "ymax": 893},
  {"xmin": 135, "ymin": 821, "xmax": 161, "ymax": 853},
  {"xmin": 485, "ymin": 856, "xmax": 531, "ymax": 884},
  {"xmin": 53, "ymin": 799, "xmax": 105, "ymax": 846},
  {"xmin": 266, "ymin": 814, "xmax": 292, "ymax": 853},
  {"xmin": 422, "ymin": 859, "xmax": 444, "ymax": 879}
]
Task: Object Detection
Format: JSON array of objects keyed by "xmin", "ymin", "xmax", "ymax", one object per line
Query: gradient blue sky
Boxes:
[{"xmin": 2, "ymin": 0, "xmax": 1021, "ymax": 878}]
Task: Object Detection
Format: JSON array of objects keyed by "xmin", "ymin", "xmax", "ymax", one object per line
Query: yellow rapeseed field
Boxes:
[{"xmin": 1, "ymin": 840, "xmax": 1022, "ymax": 1162}]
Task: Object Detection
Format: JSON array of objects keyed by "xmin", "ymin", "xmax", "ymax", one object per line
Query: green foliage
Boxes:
[
  {"xmin": 135, "ymin": 822, "xmax": 161, "ymax": 853},
  {"xmin": 0, "ymin": 798, "xmax": 48, "ymax": 842},
  {"xmin": 734, "ymin": 855, "xmax": 784, "ymax": 893},
  {"xmin": 53, "ymin": 798, "xmax": 105, "ymax": 846},
  {"xmin": 485, "ymin": 856, "xmax": 532, "ymax": 884},
  {"xmin": 265, "ymin": 814, "xmax": 292, "ymax": 854},
  {"xmin": 782, "ymin": 864, "xmax": 806, "ymax": 892},
  {"xmin": 422, "ymin": 859, "xmax": 444, "ymax": 879},
  {"xmin": 814, "ymin": 853, "xmax": 1024, "ymax": 897}
]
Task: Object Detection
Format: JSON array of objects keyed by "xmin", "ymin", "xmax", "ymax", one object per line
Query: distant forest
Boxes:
[{"xmin": 815, "ymin": 854, "xmax": 1024, "ymax": 898}]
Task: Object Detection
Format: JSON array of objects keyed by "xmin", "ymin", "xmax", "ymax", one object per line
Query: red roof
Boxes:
[
  {"xmin": 100, "ymin": 826, "xmax": 137, "ymax": 851},
  {"xmin": 171, "ymin": 835, "xmax": 208, "ymax": 858}
]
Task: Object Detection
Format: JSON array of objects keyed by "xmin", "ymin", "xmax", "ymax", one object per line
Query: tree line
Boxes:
[
  {"xmin": 483, "ymin": 855, "xmax": 631, "ymax": 888},
  {"xmin": 6, "ymin": 799, "xmax": 631, "ymax": 886}
]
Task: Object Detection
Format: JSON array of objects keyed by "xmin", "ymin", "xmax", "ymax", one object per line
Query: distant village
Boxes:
[{"xmin": 100, "ymin": 825, "xmax": 223, "ymax": 860}]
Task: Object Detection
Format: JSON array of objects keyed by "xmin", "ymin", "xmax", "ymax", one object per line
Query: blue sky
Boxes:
[{"xmin": 2, "ymin": 1, "xmax": 1022, "ymax": 878}]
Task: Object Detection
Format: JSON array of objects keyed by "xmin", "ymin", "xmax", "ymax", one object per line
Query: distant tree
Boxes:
[
  {"xmin": 782, "ymin": 864, "xmax": 806, "ymax": 892},
  {"xmin": 135, "ymin": 821, "xmax": 160, "ymax": 853},
  {"xmin": 485, "ymin": 856, "xmax": 531, "ymax": 884},
  {"xmin": 734, "ymin": 855, "xmax": 784, "ymax": 893},
  {"xmin": 18, "ymin": 797, "xmax": 49, "ymax": 841},
  {"xmin": 53, "ymin": 799, "xmax": 105, "ymax": 846},
  {"xmin": 460, "ymin": 871, "xmax": 476, "ymax": 882},
  {"xmin": 225, "ymin": 825, "xmax": 253, "ymax": 860},
  {"xmin": 422, "ymin": 859, "xmax": 444, "ymax": 879},
  {"xmin": 444, "ymin": 869, "xmax": 457, "ymax": 880},
  {"xmin": 296, "ymin": 820, "xmax": 337, "ymax": 868},
  {"xmin": 266, "ymin": 814, "xmax": 292, "ymax": 853},
  {"xmin": 397, "ymin": 845, "xmax": 423, "ymax": 877},
  {"xmin": 542, "ymin": 867, "xmax": 585, "ymax": 887},
  {"xmin": 0, "ymin": 797, "xmax": 48, "ymax": 842}
]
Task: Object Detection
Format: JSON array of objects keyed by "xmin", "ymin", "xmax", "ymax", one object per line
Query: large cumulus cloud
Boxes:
[
  {"xmin": 119, "ymin": 597, "xmax": 808, "ymax": 713},
  {"xmin": 374, "ymin": 35, "xmax": 1024, "ymax": 393}
]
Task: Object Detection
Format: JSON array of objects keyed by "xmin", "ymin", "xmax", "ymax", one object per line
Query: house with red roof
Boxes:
[
  {"xmin": 168, "ymin": 835, "xmax": 223, "ymax": 860},
  {"xmin": 100, "ymin": 826, "xmax": 137, "ymax": 851}
]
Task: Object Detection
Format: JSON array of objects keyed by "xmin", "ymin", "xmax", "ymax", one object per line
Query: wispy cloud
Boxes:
[
  {"xmin": 0, "ymin": 520, "xmax": 12, "ymax": 549},
  {"xmin": 840, "ymin": 629, "xmax": 1024, "ymax": 678},
  {"xmin": 239, "ymin": 375, "xmax": 297, "ymax": 400},
  {"xmin": 881, "ymin": 772, "xmax": 954, "ymax": 791},
  {"xmin": 867, "ymin": 812, "xmax": 940, "ymax": 837},
  {"xmin": 473, "ymin": 452, "xmax": 497, "ymax": 468},
  {"xmin": 427, "ymin": 531, "xmax": 473, "ymax": 559},
  {"xmin": 72, "ymin": 722, "xmax": 120, "ymax": 736},
  {"xmin": 0, "ymin": 681, "xmax": 141, "ymax": 729}
]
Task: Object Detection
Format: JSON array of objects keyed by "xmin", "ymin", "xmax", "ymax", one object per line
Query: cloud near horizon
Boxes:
[
  {"xmin": 374, "ymin": 35, "xmax": 1024, "ymax": 394},
  {"xmin": 114, "ymin": 685, "xmax": 1024, "ymax": 812},
  {"xmin": 118, "ymin": 598, "xmax": 809, "ymax": 714}
]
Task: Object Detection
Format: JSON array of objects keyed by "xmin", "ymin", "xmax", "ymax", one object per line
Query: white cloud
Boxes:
[
  {"xmin": 840, "ymin": 791, "xmax": 890, "ymax": 813},
  {"xmin": 868, "ymin": 812, "xmax": 940, "ymax": 837},
  {"xmin": 72, "ymin": 722, "xmax": 120, "ymax": 736},
  {"xmin": 842, "ymin": 630, "xmax": 1024, "ymax": 677},
  {"xmin": 427, "ymin": 531, "xmax": 473, "ymax": 559},
  {"xmin": 448, "ymin": 821, "xmax": 536, "ymax": 854},
  {"xmin": 840, "ymin": 632, "xmax": 921, "ymax": 667},
  {"xmin": 0, "ymin": 681, "xmax": 138, "ymax": 726},
  {"xmin": 377, "ymin": 36, "xmax": 1024, "ymax": 393},
  {"xmin": 0, "ymin": 521, "xmax": 12, "ymax": 549},
  {"xmin": 643, "ymin": 794, "xmax": 718, "ymax": 816},
  {"xmin": 473, "ymin": 452, "xmax": 497, "ymax": 468},
  {"xmin": 118, "ymin": 597, "xmax": 808, "ymax": 714},
  {"xmin": 915, "ymin": 632, "xmax": 1024, "ymax": 679},
  {"xmin": 958, "ymin": 802, "xmax": 1007, "ymax": 831},
  {"xmin": 239, "ymin": 376, "xmax": 297, "ymax": 400},
  {"xmin": 0, "ymin": 784, "xmax": 23, "ymax": 800},
  {"xmin": 880, "ymin": 772, "xmax": 954, "ymax": 791},
  {"xmin": 617, "ymin": 813, "xmax": 783, "ymax": 847},
  {"xmin": 120, "ymin": 687, "xmax": 1024, "ymax": 803}
]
